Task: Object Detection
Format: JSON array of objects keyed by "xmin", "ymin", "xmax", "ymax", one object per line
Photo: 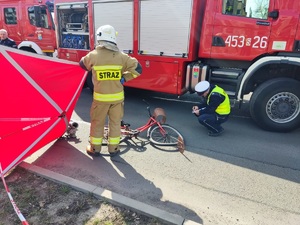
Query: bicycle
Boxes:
[{"xmin": 104, "ymin": 100, "xmax": 185, "ymax": 152}]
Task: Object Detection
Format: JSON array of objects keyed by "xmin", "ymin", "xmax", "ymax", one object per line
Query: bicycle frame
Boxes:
[
  {"xmin": 121, "ymin": 113, "xmax": 166, "ymax": 139},
  {"xmin": 119, "ymin": 100, "xmax": 167, "ymax": 139},
  {"xmin": 104, "ymin": 101, "xmax": 184, "ymax": 151},
  {"xmin": 111, "ymin": 101, "xmax": 184, "ymax": 151}
]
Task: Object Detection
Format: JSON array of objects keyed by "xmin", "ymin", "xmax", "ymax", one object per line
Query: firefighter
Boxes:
[
  {"xmin": 192, "ymin": 81, "xmax": 231, "ymax": 136},
  {"xmin": 79, "ymin": 25, "xmax": 142, "ymax": 157},
  {"xmin": 0, "ymin": 29, "xmax": 17, "ymax": 48}
]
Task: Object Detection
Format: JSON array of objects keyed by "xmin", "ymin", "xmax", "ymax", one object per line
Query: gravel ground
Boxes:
[{"xmin": 0, "ymin": 166, "xmax": 168, "ymax": 225}]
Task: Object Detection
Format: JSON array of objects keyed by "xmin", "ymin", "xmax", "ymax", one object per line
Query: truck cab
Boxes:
[{"xmin": 0, "ymin": 0, "xmax": 56, "ymax": 56}]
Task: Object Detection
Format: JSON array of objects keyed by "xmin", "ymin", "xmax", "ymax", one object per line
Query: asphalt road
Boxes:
[{"xmin": 26, "ymin": 87, "xmax": 300, "ymax": 225}]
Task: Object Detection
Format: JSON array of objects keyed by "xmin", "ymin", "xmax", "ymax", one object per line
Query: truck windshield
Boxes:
[{"xmin": 223, "ymin": 0, "xmax": 270, "ymax": 19}]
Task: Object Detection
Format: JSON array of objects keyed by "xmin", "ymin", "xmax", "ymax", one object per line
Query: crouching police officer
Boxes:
[
  {"xmin": 79, "ymin": 25, "xmax": 142, "ymax": 157},
  {"xmin": 192, "ymin": 81, "xmax": 231, "ymax": 136}
]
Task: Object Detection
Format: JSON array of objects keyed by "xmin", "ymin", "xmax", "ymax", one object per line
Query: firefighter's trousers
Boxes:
[{"xmin": 89, "ymin": 101, "xmax": 123, "ymax": 153}]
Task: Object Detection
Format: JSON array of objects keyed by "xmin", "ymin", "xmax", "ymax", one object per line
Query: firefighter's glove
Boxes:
[{"xmin": 120, "ymin": 77, "xmax": 126, "ymax": 85}]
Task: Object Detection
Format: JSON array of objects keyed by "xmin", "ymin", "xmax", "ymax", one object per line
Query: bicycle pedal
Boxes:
[
  {"xmin": 121, "ymin": 120, "xmax": 130, "ymax": 127},
  {"xmin": 131, "ymin": 129, "xmax": 139, "ymax": 134}
]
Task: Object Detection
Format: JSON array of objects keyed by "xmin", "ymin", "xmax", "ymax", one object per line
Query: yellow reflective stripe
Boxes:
[
  {"xmin": 93, "ymin": 65, "xmax": 122, "ymax": 70},
  {"xmin": 90, "ymin": 137, "xmax": 103, "ymax": 145},
  {"xmin": 93, "ymin": 91, "xmax": 124, "ymax": 102},
  {"xmin": 108, "ymin": 136, "xmax": 120, "ymax": 145}
]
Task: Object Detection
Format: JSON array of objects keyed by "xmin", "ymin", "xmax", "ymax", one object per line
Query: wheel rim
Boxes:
[
  {"xmin": 266, "ymin": 92, "xmax": 300, "ymax": 123},
  {"xmin": 150, "ymin": 125, "xmax": 182, "ymax": 146},
  {"xmin": 151, "ymin": 130, "xmax": 177, "ymax": 144}
]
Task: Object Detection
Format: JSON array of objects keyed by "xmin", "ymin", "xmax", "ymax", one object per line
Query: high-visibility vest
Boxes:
[{"xmin": 207, "ymin": 86, "xmax": 231, "ymax": 115}]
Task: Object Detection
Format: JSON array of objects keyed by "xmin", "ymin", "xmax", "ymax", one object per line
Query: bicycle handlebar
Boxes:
[{"xmin": 142, "ymin": 99, "xmax": 152, "ymax": 117}]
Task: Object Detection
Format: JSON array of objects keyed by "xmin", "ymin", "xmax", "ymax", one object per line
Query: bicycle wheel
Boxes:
[{"xmin": 149, "ymin": 124, "xmax": 183, "ymax": 146}]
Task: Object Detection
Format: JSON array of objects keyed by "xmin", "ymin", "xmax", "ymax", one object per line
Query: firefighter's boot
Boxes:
[
  {"xmin": 86, "ymin": 144, "xmax": 101, "ymax": 157},
  {"xmin": 108, "ymin": 145, "xmax": 120, "ymax": 157}
]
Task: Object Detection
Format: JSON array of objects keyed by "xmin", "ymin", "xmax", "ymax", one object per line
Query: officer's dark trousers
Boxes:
[{"xmin": 198, "ymin": 113, "xmax": 229, "ymax": 133}]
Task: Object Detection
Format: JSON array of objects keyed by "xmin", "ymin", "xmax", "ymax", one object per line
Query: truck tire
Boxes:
[
  {"xmin": 250, "ymin": 78, "xmax": 300, "ymax": 132},
  {"xmin": 86, "ymin": 71, "xmax": 94, "ymax": 93}
]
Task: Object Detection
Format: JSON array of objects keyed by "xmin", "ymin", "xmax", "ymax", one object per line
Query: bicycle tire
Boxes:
[{"xmin": 149, "ymin": 124, "xmax": 184, "ymax": 146}]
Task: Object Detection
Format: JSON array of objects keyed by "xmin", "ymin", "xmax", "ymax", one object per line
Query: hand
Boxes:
[
  {"xmin": 192, "ymin": 106, "xmax": 198, "ymax": 112},
  {"xmin": 193, "ymin": 109, "xmax": 200, "ymax": 116},
  {"xmin": 192, "ymin": 106, "xmax": 200, "ymax": 116}
]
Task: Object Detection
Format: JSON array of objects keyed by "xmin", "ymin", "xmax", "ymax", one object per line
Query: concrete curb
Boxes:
[{"xmin": 19, "ymin": 162, "xmax": 201, "ymax": 225}]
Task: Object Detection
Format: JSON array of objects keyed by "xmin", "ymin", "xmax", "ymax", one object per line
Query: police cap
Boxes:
[{"xmin": 195, "ymin": 81, "xmax": 210, "ymax": 95}]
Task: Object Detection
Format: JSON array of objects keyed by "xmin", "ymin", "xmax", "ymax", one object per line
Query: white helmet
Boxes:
[{"xmin": 96, "ymin": 25, "xmax": 117, "ymax": 44}]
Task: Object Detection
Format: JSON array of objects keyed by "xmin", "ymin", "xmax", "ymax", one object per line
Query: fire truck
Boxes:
[
  {"xmin": 54, "ymin": 0, "xmax": 300, "ymax": 132},
  {"xmin": 0, "ymin": 0, "xmax": 56, "ymax": 56}
]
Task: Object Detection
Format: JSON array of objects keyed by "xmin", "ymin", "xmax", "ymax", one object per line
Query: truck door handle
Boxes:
[
  {"xmin": 268, "ymin": 10, "xmax": 279, "ymax": 19},
  {"xmin": 212, "ymin": 36, "xmax": 225, "ymax": 47}
]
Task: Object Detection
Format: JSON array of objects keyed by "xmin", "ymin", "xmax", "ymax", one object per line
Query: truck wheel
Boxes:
[
  {"xmin": 250, "ymin": 78, "xmax": 300, "ymax": 132},
  {"xmin": 86, "ymin": 72, "xmax": 94, "ymax": 93}
]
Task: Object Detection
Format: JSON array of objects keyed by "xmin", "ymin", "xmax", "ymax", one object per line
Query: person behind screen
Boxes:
[{"xmin": 0, "ymin": 29, "xmax": 17, "ymax": 48}]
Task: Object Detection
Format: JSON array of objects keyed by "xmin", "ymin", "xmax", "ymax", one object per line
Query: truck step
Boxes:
[
  {"xmin": 211, "ymin": 69, "xmax": 242, "ymax": 79},
  {"xmin": 210, "ymin": 68, "xmax": 244, "ymax": 98},
  {"xmin": 225, "ymin": 90, "xmax": 236, "ymax": 97}
]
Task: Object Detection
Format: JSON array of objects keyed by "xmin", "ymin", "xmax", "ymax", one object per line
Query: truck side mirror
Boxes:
[{"xmin": 268, "ymin": 10, "xmax": 279, "ymax": 19}]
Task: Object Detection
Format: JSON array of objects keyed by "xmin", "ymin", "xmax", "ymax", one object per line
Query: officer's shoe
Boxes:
[
  {"xmin": 208, "ymin": 128, "xmax": 224, "ymax": 137},
  {"xmin": 86, "ymin": 145, "xmax": 101, "ymax": 157}
]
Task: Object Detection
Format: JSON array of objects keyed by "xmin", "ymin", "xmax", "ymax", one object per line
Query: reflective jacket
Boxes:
[{"xmin": 80, "ymin": 45, "xmax": 141, "ymax": 104}]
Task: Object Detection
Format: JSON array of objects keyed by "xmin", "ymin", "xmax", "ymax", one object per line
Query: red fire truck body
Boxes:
[
  {"xmin": 54, "ymin": 0, "xmax": 300, "ymax": 132},
  {"xmin": 0, "ymin": 0, "xmax": 56, "ymax": 55}
]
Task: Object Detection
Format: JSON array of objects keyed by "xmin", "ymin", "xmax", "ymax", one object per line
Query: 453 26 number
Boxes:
[{"xmin": 225, "ymin": 35, "xmax": 268, "ymax": 49}]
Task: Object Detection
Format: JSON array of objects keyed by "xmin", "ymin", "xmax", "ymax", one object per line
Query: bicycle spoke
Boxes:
[{"xmin": 149, "ymin": 124, "xmax": 184, "ymax": 147}]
